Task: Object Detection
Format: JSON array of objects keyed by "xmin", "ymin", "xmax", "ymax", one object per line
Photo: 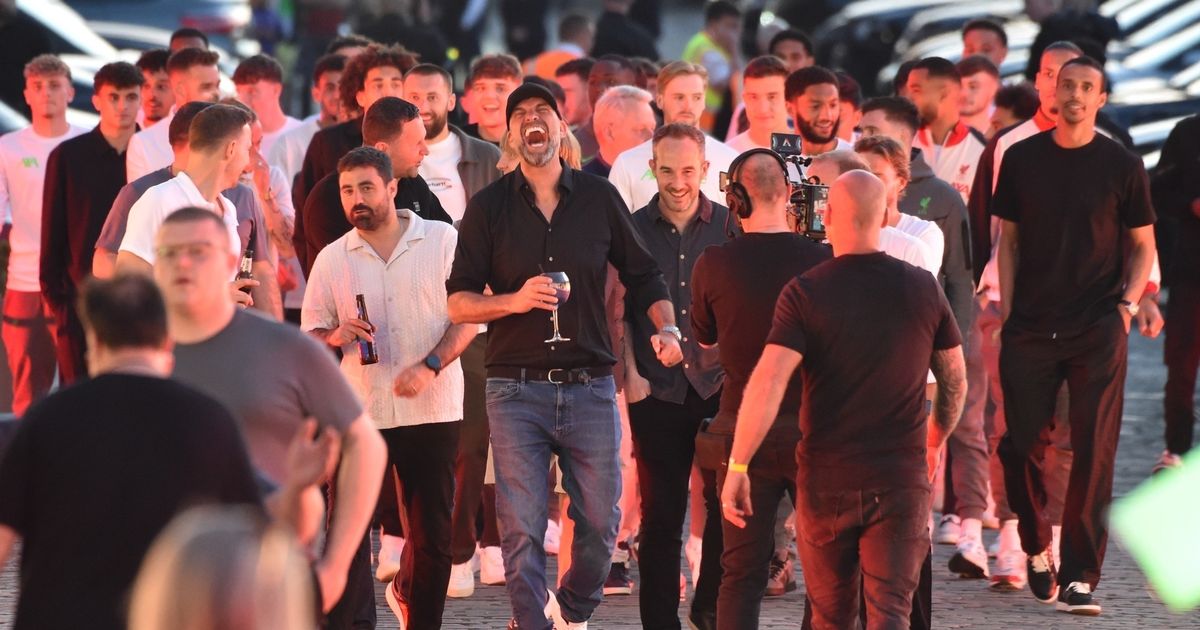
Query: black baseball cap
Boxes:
[{"xmin": 505, "ymin": 83, "xmax": 561, "ymax": 128}]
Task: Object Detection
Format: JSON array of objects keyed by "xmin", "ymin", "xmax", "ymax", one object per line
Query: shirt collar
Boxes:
[
  {"xmin": 513, "ymin": 159, "xmax": 575, "ymax": 195},
  {"xmin": 648, "ymin": 192, "xmax": 714, "ymax": 226},
  {"xmin": 345, "ymin": 208, "xmax": 427, "ymax": 261},
  {"xmin": 173, "ymin": 171, "xmax": 217, "ymax": 210}
]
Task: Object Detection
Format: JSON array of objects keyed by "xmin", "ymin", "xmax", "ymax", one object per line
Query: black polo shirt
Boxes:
[
  {"xmin": 302, "ymin": 169, "xmax": 452, "ymax": 275},
  {"xmin": 447, "ymin": 161, "xmax": 670, "ymax": 371},
  {"xmin": 39, "ymin": 127, "xmax": 129, "ymax": 310},
  {"xmin": 626, "ymin": 194, "xmax": 729, "ymax": 404}
]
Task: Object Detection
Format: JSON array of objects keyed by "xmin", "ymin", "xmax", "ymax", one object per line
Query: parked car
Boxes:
[{"xmin": 63, "ymin": 0, "xmax": 251, "ymax": 50}]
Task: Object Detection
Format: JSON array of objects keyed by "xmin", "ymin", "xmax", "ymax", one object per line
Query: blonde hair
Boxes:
[
  {"xmin": 129, "ymin": 506, "xmax": 316, "ymax": 630},
  {"xmin": 656, "ymin": 61, "xmax": 708, "ymax": 95},
  {"xmin": 853, "ymin": 135, "xmax": 911, "ymax": 183},
  {"xmin": 24, "ymin": 54, "xmax": 71, "ymax": 81}
]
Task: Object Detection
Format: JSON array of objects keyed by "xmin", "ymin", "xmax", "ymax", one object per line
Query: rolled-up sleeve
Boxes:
[{"xmin": 604, "ymin": 185, "xmax": 669, "ymax": 314}]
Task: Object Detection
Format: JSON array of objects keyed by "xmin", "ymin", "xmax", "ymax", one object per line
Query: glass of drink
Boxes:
[{"xmin": 542, "ymin": 271, "xmax": 571, "ymax": 343}]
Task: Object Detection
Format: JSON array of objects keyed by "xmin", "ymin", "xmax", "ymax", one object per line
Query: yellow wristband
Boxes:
[{"xmin": 728, "ymin": 459, "xmax": 749, "ymax": 474}]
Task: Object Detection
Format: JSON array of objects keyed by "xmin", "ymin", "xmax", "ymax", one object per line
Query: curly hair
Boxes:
[{"xmin": 339, "ymin": 44, "xmax": 418, "ymax": 117}]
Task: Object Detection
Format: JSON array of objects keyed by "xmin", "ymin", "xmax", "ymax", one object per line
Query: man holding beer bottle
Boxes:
[{"xmin": 302, "ymin": 145, "xmax": 477, "ymax": 629}]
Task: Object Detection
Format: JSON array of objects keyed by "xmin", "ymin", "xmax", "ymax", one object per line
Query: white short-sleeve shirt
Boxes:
[
  {"xmin": 607, "ymin": 133, "xmax": 739, "ymax": 213},
  {"xmin": 301, "ymin": 210, "xmax": 465, "ymax": 429},
  {"xmin": 895, "ymin": 213, "xmax": 944, "ymax": 275},
  {"xmin": 118, "ymin": 171, "xmax": 240, "ymax": 266},
  {"xmin": 126, "ymin": 111, "xmax": 174, "ymax": 182}
]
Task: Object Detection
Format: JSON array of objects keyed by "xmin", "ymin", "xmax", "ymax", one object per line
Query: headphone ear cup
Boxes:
[{"xmin": 727, "ymin": 183, "xmax": 752, "ymax": 219}]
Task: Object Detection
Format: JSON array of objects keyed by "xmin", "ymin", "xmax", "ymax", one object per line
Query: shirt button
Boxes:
[
  {"xmin": 680, "ymin": 281, "xmax": 686, "ymax": 287},
  {"xmin": 671, "ymin": 228, "xmax": 677, "ymax": 234},
  {"xmin": 679, "ymin": 254, "xmax": 685, "ymax": 260},
  {"xmin": 681, "ymin": 308, "xmax": 687, "ymax": 315},
  {"xmin": 683, "ymin": 336, "xmax": 689, "ymax": 342},
  {"xmin": 684, "ymin": 363, "xmax": 690, "ymax": 369},
  {"xmin": 548, "ymin": 256, "xmax": 554, "ymax": 262}
]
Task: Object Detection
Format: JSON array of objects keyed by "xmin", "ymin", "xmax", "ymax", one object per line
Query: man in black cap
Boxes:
[{"xmin": 448, "ymin": 82, "xmax": 680, "ymax": 630}]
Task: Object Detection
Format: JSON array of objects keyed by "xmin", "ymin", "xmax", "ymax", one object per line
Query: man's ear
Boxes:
[{"xmin": 447, "ymin": 93, "xmax": 457, "ymax": 113}]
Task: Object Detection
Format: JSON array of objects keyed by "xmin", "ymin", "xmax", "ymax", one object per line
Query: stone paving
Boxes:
[{"xmin": 6, "ymin": 332, "xmax": 1195, "ymax": 628}]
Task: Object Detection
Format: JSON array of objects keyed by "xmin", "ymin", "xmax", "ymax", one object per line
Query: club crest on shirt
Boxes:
[
  {"xmin": 640, "ymin": 168, "xmax": 656, "ymax": 181},
  {"xmin": 959, "ymin": 163, "xmax": 970, "ymax": 176},
  {"xmin": 21, "ymin": 157, "xmax": 38, "ymax": 168}
]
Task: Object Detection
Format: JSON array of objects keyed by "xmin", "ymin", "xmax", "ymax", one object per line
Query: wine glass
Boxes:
[{"xmin": 542, "ymin": 271, "xmax": 571, "ymax": 343}]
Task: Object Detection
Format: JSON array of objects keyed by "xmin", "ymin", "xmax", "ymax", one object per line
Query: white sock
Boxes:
[
  {"xmin": 960, "ymin": 517, "xmax": 983, "ymax": 542},
  {"xmin": 998, "ymin": 519, "xmax": 1021, "ymax": 552}
]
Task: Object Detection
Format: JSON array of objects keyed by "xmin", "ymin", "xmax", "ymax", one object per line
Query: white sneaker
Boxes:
[
  {"xmin": 987, "ymin": 538, "xmax": 999, "ymax": 558},
  {"xmin": 447, "ymin": 561, "xmax": 475, "ymax": 598},
  {"xmin": 1152, "ymin": 450, "xmax": 1183, "ymax": 474},
  {"xmin": 935, "ymin": 514, "xmax": 961, "ymax": 545},
  {"xmin": 545, "ymin": 588, "xmax": 588, "ymax": 629},
  {"xmin": 480, "ymin": 545, "xmax": 506, "ymax": 585},
  {"xmin": 544, "ymin": 518, "xmax": 562, "ymax": 555},
  {"xmin": 1051, "ymin": 525, "xmax": 1061, "ymax": 571},
  {"xmin": 949, "ymin": 536, "xmax": 990, "ymax": 578},
  {"xmin": 684, "ymin": 534, "xmax": 703, "ymax": 588},
  {"xmin": 376, "ymin": 534, "xmax": 405, "ymax": 583},
  {"xmin": 990, "ymin": 547, "xmax": 1028, "ymax": 591}
]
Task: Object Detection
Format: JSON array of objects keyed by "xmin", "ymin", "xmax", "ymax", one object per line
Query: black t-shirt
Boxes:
[
  {"xmin": 0, "ymin": 374, "xmax": 263, "ymax": 630},
  {"xmin": 991, "ymin": 131, "xmax": 1156, "ymax": 334},
  {"xmin": 767, "ymin": 252, "xmax": 962, "ymax": 491},
  {"xmin": 691, "ymin": 232, "xmax": 832, "ymax": 438}
]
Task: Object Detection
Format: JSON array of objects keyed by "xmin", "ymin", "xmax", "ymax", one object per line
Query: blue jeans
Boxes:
[{"xmin": 487, "ymin": 375, "xmax": 622, "ymax": 630}]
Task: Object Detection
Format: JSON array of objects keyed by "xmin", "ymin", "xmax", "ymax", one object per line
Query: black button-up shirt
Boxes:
[
  {"xmin": 39, "ymin": 127, "xmax": 129, "ymax": 310},
  {"xmin": 627, "ymin": 194, "xmax": 729, "ymax": 404},
  {"xmin": 447, "ymin": 162, "xmax": 670, "ymax": 371}
]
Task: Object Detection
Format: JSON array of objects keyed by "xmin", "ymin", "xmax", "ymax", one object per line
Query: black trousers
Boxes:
[
  {"xmin": 1164, "ymin": 284, "xmax": 1200, "ymax": 454},
  {"xmin": 48, "ymin": 301, "xmax": 86, "ymax": 386},
  {"xmin": 381, "ymin": 421, "xmax": 460, "ymax": 629},
  {"xmin": 628, "ymin": 385, "xmax": 721, "ymax": 630},
  {"xmin": 715, "ymin": 425, "xmax": 798, "ymax": 630},
  {"xmin": 998, "ymin": 312, "xmax": 1127, "ymax": 588},
  {"xmin": 451, "ymin": 333, "xmax": 490, "ymax": 563}
]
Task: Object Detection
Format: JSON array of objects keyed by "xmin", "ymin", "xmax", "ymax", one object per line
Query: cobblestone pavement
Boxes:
[{"xmin": 2, "ymin": 335, "xmax": 1198, "ymax": 629}]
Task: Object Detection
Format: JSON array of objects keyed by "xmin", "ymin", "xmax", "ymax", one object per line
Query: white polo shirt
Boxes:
[
  {"xmin": 302, "ymin": 210, "xmax": 464, "ymax": 429},
  {"xmin": 607, "ymin": 133, "xmax": 739, "ymax": 212},
  {"xmin": 119, "ymin": 171, "xmax": 240, "ymax": 266},
  {"xmin": 880, "ymin": 226, "xmax": 936, "ymax": 277},
  {"xmin": 261, "ymin": 115, "xmax": 303, "ymax": 160},
  {"xmin": 126, "ymin": 110, "xmax": 175, "ymax": 182},
  {"xmin": 0, "ymin": 124, "xmax": 87, "ymax": 291}
]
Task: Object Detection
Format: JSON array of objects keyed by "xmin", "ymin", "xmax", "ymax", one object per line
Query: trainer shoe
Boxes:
[
  {"xmin": 686, "ymin": 609, "xmax": 717, "ymax": 630},
  {"xmin": 376, "ymin": 534, "xmax": 405, "ymax": 583},
  {"xmin": 544, "ymin": 518, "xmax": 562, "ymax": 555},
  {"xmin": 949, "ymin": 536, "xmax": 989, "ymax": 578},
  {"xmin": 1152, "ymin": 450, "xmax": 1183, "ymax": 474},
  {"xmin": 987, "ymin": 538, "xmax": 999, "ymax": 558},
  {"xmin": 546, "ymin": 588, "xmax": 588, "ymax": 629},
  {"xmin": 765, "ymin": 556, "xmax": 797, "ymax": 596},
  {"xmin": 603, "ymin": 560, "xmax": 634, "ymax": 595},
  {"xmin": 935, "ymin": 514, "xmax": 961, "ymax": 545},
  {"xmin": 1027, "ymin": 549, "xmax": 1058, "ymax": 603},
  {"xmin": 480, "ymin": 545, "xmax": 506, "ymax": 585},
  {"xmin": 990, "ymin": 547, "xmax": 1027, "ymax": 591},
  {"xmin": 447, "ymin": 561, "xmax": 475, "ymax": 598},
  {"xmin": 1057, "ymin": 581, "xmax": 1101, "ymax": 615},
  {"xmin": 385, "ymin": 578, "xmax": 409, "ymax": 630}
]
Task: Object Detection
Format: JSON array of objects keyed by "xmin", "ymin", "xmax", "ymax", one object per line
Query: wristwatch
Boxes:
[
  {"xmin": 1118, "ymin": 299, "xmax": 1139, "ymax": 317},
  {"xmin": 423, "ymin": 354, "xmax": 443, "ymax": 376},
  {"xmin": 660, "ymin": 326, "xmax": 683, "ymax": 342}
]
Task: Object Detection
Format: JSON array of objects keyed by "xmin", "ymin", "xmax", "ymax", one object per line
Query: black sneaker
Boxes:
[
  {"xmin": 1057, "ymin": 581, "xmax": 1101, "ymax": 615},
  {"xmin": 1026, "ymin": 550, "xmax": 1058, "ymax": 604},
  {"xmin": 506, "ymin": 618, "xmax": 520, "ymax": 630},
  {"xmin": 603, "ymin": 561, "xmax": 634, "ymax": 595}
]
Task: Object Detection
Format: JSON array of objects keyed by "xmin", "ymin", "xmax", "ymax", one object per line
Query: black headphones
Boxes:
[{"xmin": 725, "ymin": 148, "xmax": 790, "ymax": 219}]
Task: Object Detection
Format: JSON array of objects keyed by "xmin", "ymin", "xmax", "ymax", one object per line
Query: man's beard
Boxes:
[
  {"xmin": 518, "ymin": 133, "xmax": 561, "ymax": 167},
  {"xmin": 425, "ymin": 111, "xmax": 448, "ymax": 140},
  {"xmin": 797, "ymin": 116, "xmax": 840, "ymax": 146},
  {"xmin": 349, "ymin": 203, "xmax": 387, "ymax": 231}
]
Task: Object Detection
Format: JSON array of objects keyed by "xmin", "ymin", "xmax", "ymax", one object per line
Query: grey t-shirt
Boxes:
[
  {"xmin": 95, "ymin": 166, "xmax": 270, "ymax": 262},
  {"xmin": 172, "ymin": 309, "xmax": 362, "ymax": 483}
]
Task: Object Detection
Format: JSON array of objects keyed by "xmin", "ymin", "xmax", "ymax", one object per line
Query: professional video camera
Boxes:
[
  {"xmin": 770, "ymin": 132, "xmax": 829, "ymax": 241},
  {"xmin": 718, "ymin": 133, "xmax": 829, "ymax": 241}
]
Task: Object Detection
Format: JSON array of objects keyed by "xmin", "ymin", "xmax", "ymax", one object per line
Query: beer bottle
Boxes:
[
  {"xmin": 355, "ymin": 294, "xmax": 379, "ymax": 365},
  {"xmin": 237, "ymin": 223, "xmax": 255, "ymax": 294}
]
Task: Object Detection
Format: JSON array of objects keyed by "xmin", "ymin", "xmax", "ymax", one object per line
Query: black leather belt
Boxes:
[{"xmin": 488, "ymin": 366, "xmax": 613, "ymax": 384}]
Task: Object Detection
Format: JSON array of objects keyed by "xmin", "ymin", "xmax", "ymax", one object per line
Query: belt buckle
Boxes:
[{"xmin": 547, "ymin": 368, "xmax": 566, "ymax": 384}]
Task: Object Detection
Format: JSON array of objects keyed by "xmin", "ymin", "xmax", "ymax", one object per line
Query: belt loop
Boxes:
[
  {"xmin": 519, "ymin": 368, "xmax": 527, "ymax": 384},
  {"xmin": 580, "ymin": 369, "xmax": 590, "ymax": 385}
]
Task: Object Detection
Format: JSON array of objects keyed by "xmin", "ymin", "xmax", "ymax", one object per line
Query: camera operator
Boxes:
[
  {"xmin": 721, "ymin": 169, "xmax": 966, "ymax": 629},
  {"xmin": 690, "ymin": 147, "xmax": 831, "ymax": 629}
]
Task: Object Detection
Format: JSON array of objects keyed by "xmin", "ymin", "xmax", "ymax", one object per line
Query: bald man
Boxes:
[{"xmin": 721, "ymin": 170, "xmax": 966, "ymax": 629}]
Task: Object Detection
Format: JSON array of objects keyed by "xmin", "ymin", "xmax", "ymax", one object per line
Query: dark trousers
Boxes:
[
  {"xmin": 628, "ymin": 386, "xmax": 720, "ymax": 630},
  {"xmin": 694, "ymin": 467, "xmax": 724, "ymax": 622},
  {"xmin": 48, "ymin": 300, "xmax": 86, "ymax": 386},
  {"xmin": 1164, "ymin": 284, "xmax": 1200, "ymax": 454},
  {"xmin": 381, "ymin": 421, "xmax": 460, "ymax": 629},
  {"xmin": 795, "ymin": 484, "xmax": 931, "ymax": 630},
  {"xmin": 716, "ymin": 430, "xmax": 798, "ymax": 630},
  {"xmin": 998, "ymin": 312, "xmax": 1127, "ymax": 588},
  {"xmin": 451, "ymin": 333, "xmax": 490, "ymax": 563}
]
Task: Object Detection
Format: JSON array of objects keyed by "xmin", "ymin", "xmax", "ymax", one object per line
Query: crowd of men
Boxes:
[{"xmin": 0, "ymin": 2, "xmax": 1196, "ymax": 629}]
